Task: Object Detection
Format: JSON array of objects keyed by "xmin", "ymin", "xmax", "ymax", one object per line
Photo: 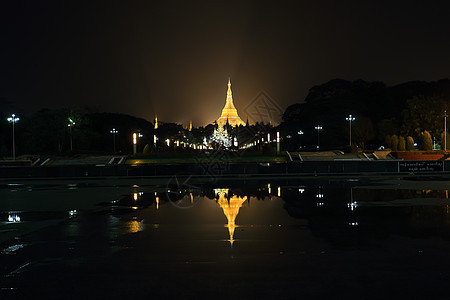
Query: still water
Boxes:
[{"xmin": 2, "ymin": 176, "xmax": 450, "ymax": 298}]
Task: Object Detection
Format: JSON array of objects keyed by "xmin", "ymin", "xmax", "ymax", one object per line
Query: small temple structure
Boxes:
[{"xmin": 216, "ymin": 78, "xmax": 246, "ymax": 127}]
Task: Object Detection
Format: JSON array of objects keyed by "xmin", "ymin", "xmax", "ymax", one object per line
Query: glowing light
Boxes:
[
  {"xmin": 277, "ymin": 186, "xmax": 281, "ymax": 197},
  {"xmin": 347, "ymin": 202, "xmax": 358, "ymax": 211},
  {"xmin": 133, "ymin": 193, "xmax": 138, "ymax": 200},
  {"xmin": 110, "ymin": 128, "xmax": 118, "ymax": 152},
  {"xmin": 268, "ymin": 183, "xmax": 271, "ymax": 194},
  {"xmin": 215, "ymin": 188, "xmax": 247, "ymax": 246},
  {"xmin": 67, "ymin": 117, "xmax": 75, "ymax": 127},
  {"xmin": 216, "ymin": 79, "xmax": 246, "ymax": 127},
  {"xmin": 8, "ymin": 214, "xmax": 20, "ymax": 222},
  {"xmin": 125, "ymin": 220, "xmax": 144, "ymax": 233},
  {"xmin": 315, "ymin": 125, "xmax": 323, "ymax": 148},
  {"xmin": 346, "ymin": 114, "xmax": 356, "ymax": 146},
  {"xmin": 7, "ymin": 114, "xmax": 20, "ymax": 123},
  {"xmin": 155, "ymin": 194, "xmax": 160, "ymax": 210},
  {"xmin": 133, "ymin": 133, "xmax": 137, "ymax": 145},
  {"xmin": 211, "ymin": 126, "xmax": 232, "ymax": 148},
  {"xmin": 7, "ymin": 114, "xmax": 20, "ymax": 160}
]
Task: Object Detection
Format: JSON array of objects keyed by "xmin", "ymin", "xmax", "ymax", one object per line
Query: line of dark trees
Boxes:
[
  {"xmin": 2, "ymin": 78, "xmax": 450, "ymax": 158},
  {"xmin": 0, "ymin": 103, "xmax": 274, "ymax": 157},
  {"xmin": 279, "ymin": 78, "xmax": 450, "ymax": 151}
]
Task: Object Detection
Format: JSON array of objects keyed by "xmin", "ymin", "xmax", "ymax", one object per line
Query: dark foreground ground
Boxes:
[{"xmin": 1, "ymin": 175, "xmax": 450, "ymax": 299}]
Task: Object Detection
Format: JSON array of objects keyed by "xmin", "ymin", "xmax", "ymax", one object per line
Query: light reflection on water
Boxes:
[
  {"xmin": 214, "ymin": 188, "xmax": 247, "ymax": 246},
  {"xmin": 4, "ymin": 179, "xmax": 450, "ymax": 298},
  {"xmin": 97, "ymin": 182, "xmax": 450, "ymax": 250},
  {"xmin": 124, "ymin": 219, "xmax": 145, "ymax": 234}
]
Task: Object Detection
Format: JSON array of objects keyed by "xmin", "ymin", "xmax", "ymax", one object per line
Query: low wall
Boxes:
[
  {"xmin": 0, "ymin": 160, "xmax": 32, "ymax": 167},
  {"xmin": 0, "ymin": 160, "xmax": 449, "ymax": 179},
  {"xmin": 393, "ymin": 151, "xmax": 445, "ymax": 160}
]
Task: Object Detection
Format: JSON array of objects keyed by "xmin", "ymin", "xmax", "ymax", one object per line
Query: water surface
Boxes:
[{"xmin": 2, "ymin": 176, "xmax": 450, "ymax": 298}]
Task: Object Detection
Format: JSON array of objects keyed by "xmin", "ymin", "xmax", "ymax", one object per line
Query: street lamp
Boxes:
[
  {"xmin": 315, "ymin": 126, "xmax": 323, "ymax": 148},
  {"xmin": 443, "ymin": 110, "xmax": 448, "ymax": 152},
  {"xmin": 7, "ymin": 114, "xmax": 20, "ymax": 160},
  {"xmin": 133, "ymin": 133, "xmax": 137, "ymax": 154},
  {"xmin": 276, "ymin": 132, "xmax": 280, "ymax": 154},
  {"xmin": 346, "ymin": 114, "xmax": 355, "ymax": 146},
  {"xmin": 138, "ymin": 133, "xmax": 143, "ymax": 150},
  {"xmin": 68, "ymin": 118, "xmax": 76, "ymax": 151},
  {"xmin": 110, "ymin": 128, "xmax": 118, "ymax": 153},
  {"xmin": 298, "ymin": 130, "xmax": 304, "ymax": 148}
]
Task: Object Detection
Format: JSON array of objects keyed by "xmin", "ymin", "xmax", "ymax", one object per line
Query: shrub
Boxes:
[
  {"xmin": 440, "ymin": 131, "xmax": 450, "ymax": 151},
  {"xmin": 384, "ymin": 135, "xmax": 392, "ymax": 149},
  {"xmin": 406, "ymin": 136, "xmax": 415, "ymax": 151},
  {"xmin": 421, "ymin": 131, "xmax": 433, "ymax": 150},
  {"xmin": 398, "ymin": 136, "xmax": 406, "ymax": 151},
  {"xmin": 391, "ymin": 135, "xmax": 399, "ymax": 151}
]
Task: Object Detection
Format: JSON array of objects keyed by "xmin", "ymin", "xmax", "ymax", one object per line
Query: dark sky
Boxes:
[{"xmin": 1, "ymin": 0, "xmax": 450, "ymax": 126}]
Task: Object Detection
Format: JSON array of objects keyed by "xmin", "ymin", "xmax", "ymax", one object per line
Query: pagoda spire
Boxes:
[
  {"xmin": 226, "ymin": 77, "xmax": 232, "ymax": 102},
  {"xmin": 217, "ymin": 78, "xmax": 245, "ymax": 127},
  {"xmin": 154, "ymin": 114, "xmax": 158, "ymax": 129}
]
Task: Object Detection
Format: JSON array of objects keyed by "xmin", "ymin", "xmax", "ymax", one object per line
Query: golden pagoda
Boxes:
[
  {"xmin": 217, "ymin": 78, "xmax": 246, "ymax": 127},
  {"xmin": 215, "ymin": 188, "xmax": 247, "ymax": 246}
]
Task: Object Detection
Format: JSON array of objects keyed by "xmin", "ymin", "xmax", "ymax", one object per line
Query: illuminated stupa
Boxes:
[
  {"xmin": 216, "ymin": 79, "xmax": 246, "ymax": 127},
  {"xmin": 215, "ymin": 188, "xmax": 247, "ymax": 246}
]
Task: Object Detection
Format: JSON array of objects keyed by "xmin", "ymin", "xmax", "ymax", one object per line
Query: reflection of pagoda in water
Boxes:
[{"xmin": 215, "ymin": 188, "xmax": 247, "ymax": 246}]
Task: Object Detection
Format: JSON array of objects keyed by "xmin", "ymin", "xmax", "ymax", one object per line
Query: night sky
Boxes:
[{"xmin": 1, "ymin": 0, "xmax": 450, "ymax": 126}]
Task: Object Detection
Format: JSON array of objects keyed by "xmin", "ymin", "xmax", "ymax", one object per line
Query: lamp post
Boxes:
[
  {"xmin": 133, "ymin": 133, "xmax": 137, "ymax": 154},
  {"xmin": 315, "ymin": 126, "xmax": 322, "ymax": 148},
  {"xmin": 298, "ymin": 130, "xmax": 304, "ymax": 148},
  {"xmin": 276, "ymin": 132, "xmax": 280, "ymax": 154},
  {"xmin": 110, "ymin": 128, "xmax": 118, "ymax": 153},
  {"xmin": 138, "ymin": 133, "xmax": 143, "ymax": 152},
  {"xmin": 68, "ymin": 118, "xmax": 76, "ymax": 151},
  {"xmin": 346, "ymin": 114, "xmax": 355, "ymax": 146},
  {"xmin": 7, "ymin": 114, "xmax": 20, "ymax": 160},
  {"xmin": 444, "ymin": 110, "xmax": 448, "ymax": 152}
]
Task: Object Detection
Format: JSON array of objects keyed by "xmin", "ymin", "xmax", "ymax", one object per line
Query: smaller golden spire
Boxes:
[{"xmin": 154, "ymin": 115, "xmax": 158, "ymax": 129}]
